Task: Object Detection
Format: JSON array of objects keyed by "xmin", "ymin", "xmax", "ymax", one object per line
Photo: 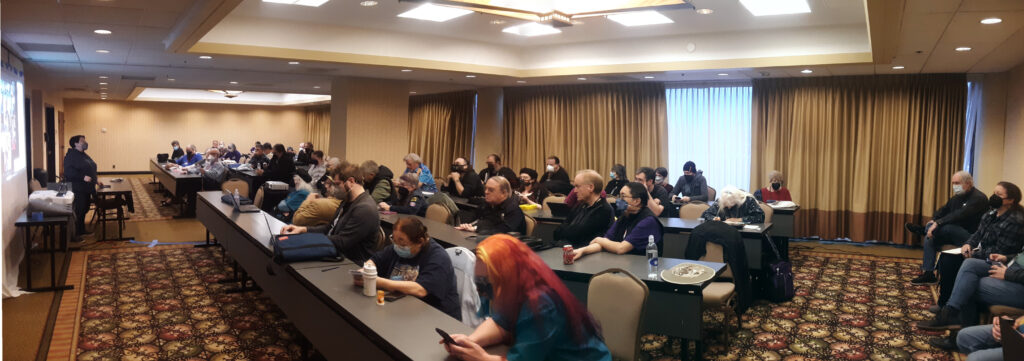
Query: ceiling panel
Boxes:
[
  {"xmin": 958, "ymin": 0, "xmax": 1024, "ymax": 12},
  {"xmin": 60, "ymin": 5, "xmax": 143, "ymax": 26},
  {"xmin": 58, "ymin": 0, "xmax": 196, "ymax": 13},
  {"xmin": 897, "ymin": 13, "xmax": 955, "ymax": 56},
  {"xmin": 970, "ymin": 27, "xmax": 1024, "ymax": 72},
  {"xmin": 905, "ymin": 0, "xmax": 962, "ymax": 14},
  {"xmin": 939, "ymin": 11, "xmax": 1024, "ymax": 44},
  {"xmin": 826, "ymin": 63, "xmax": 877, "ymax": 76}
]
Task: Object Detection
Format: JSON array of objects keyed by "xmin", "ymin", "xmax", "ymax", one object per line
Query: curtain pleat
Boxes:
[
  {"xmin": 502, "ymin": 82, "xmax": 667, "ymax": 180},
  {"xmin": 305, "ymin": 106, "xmax": 331, "ymax": 156},
  {"xmin": 408, "ymin": 91, "xmax": 477, "ymax": 174},
  {"xmin": 751, "ymin": 75, "xmax": 967, "ymax": 245}
]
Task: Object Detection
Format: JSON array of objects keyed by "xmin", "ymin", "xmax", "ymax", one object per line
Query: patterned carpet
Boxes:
[
  {"xmin": 124, "ymin": 177, "xmax": 177, "ymax": 222},
  {"xmin": 640, "ymin": 251, "xmax": 959, "ymax": 361},
  {"xmin": 50, "ymin": 245, "xmax": 309, "ymax": 361}
]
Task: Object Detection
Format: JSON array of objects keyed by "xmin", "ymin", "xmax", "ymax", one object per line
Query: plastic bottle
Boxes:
[
  {"xmin": 233, "ymin": 189, "xmax": 240, "ymax": 205},
  {"xmin": 362, "ymin": 262, "xmax": 377, "ymax": 297},
  {"xmin": 646, "ymin": 235, "xmax": 658, "ymax": 279}
]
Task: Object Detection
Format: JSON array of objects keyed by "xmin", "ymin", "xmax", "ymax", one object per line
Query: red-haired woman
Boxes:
[{"xmin": 442, "ymin": 234, "xmax": 611, "ymax": 361}]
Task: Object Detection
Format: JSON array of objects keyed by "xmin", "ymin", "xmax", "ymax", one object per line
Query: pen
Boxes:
[{"xmin": 321, "ymin": 266, "xmax": 339, "ymax": 272}]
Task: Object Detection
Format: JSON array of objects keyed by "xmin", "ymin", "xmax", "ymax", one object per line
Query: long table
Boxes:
[
  {"xmin": 379, "ymin": 212, "xmax": 478, "ymax": 250},
  {"xmin": 661, "ymin": 218, "xmax": 773, "ymax": 271},
  {"xmin": 150, "ymin": 158, "xmax": 202, "ymax": 217},
  {"xmin": 196, "ymin": 191, "xmax": 500, "ymax": 360},
  {"xmin": 769, "ymin": 205, "xmax": 799, "ymax": 239},
  {"xmin": 227, "ymin": 167, "xmax": 266, "ymax": 199}
]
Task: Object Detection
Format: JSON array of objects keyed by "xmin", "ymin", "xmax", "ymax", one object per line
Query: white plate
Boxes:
[{"xmin": 660, "ymin": 263, "xmax": 716, "ymax": 285}]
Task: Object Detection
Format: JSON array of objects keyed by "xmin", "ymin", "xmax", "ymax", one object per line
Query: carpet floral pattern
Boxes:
[
  {"xmin": 640, "ymin": 251, "xmax": 956, "ymax": 361},
  {"xmin": 124, "ymin": 177, "xmax": 178, "ymax": 222},
  {"xmin": 72, "ymin": 247, "xmax": 307, "ymax": 361}
]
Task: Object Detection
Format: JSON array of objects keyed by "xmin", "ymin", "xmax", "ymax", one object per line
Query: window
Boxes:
[
  {"xmin": 665, "ymin": 85, "xmax": 752, "ymax": 196},
  {"xmin": 963, "ymin": 81, "xmax": 980, "ymax": 174}
]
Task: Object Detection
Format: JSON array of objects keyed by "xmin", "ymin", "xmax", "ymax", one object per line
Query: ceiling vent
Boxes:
[
  {"xmin": 17, "ymin": 43, "xmax": 76, "ymax": 53},
  {"xmin": 121, "ymin": 75, "xmax": 156, "ymax": 81}
]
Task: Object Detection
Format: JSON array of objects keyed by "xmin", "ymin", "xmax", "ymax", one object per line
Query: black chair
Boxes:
[{"xmin": 94, "ymin": 193, "xmax": 127, "ymax": 241}]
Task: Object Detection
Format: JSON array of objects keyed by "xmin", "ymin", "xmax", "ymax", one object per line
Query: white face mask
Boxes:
[
  {"xmin": 953, "ymin": 184, "xmax": 964, "ymax": 194},
  {"xmin": 546, "ymin": 165, "xmax": 555, "ymax": 172}
]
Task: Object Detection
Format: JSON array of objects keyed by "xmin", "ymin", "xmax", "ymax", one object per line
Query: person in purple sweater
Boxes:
[{"xmin": 571, "ymin": 182, "xmax": 664, "ymax": 261}]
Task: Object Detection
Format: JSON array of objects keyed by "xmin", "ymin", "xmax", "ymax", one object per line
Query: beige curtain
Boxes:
[
  {"xmin": 305, "ymin": 106, "xmax": 331, "ymax": 156},
  {"xmin": 751, "ymin": 75, "xmax": 967, "ymax": 245},
  {"xmin": 408, "ymin": 91, "xmax": 477, "ymax": 175},
  {"xmin": 502, "ymin": 82, "xmax": 667, "ymax": 181}
]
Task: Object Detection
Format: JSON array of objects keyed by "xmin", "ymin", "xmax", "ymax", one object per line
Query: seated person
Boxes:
[
  {"xmin": 361, "ymin": 160, "xmax": 394, "ymax": 203},
  {"xmin": 443, "ymin": 234, "xmax": 611, "ymax": 361},
  {"xmin": 403, "ymin": 153, "xmax": 437, "ymax": 192},
  {"xmin": 517, "ymin": 168, "xmax": 541, "ymax": 206},
  {"xmin": 497, "ymin": 166, "xmax": 521, "ymax": 193},
  {"xmin": 635, "ymin": 167, "xmax": 669, "ymax": 217},
  {"xmin": 198, "ymin": 148, "xmax": 227, "ymax": 190},
  {"xmin": 952, "ymin": 315, "xmax": 1024, "ymax": 361},
  {"xmin": 258, "ymin": 144, "xmax": 296, "ymax": 186},
  {"xmin": 281, "ymin": 161, "xmax": 380, "ymax": 264},
  {"xmin": 655, "ymin": 167, "xmax": 673, "ymax": 194},
  {"xmin": 248, "ymin": 144, "xmax": 270, "ymax": 170},
  {"xmin": 444, "ymin": 157, "xmax": 484, "ymax": 198},
  {"xmin": 539, "ymin": 156, "xmax": 570, "ymax": 184},
  {"xmin": 553, "ymin": 170, "xmax": 615, "ymax": 247},
  {"xmin": 170, "ymin": 140, "xmax": 184, "ymax": 160},
  {"xmin": 276, "ymin": 169, "xmax": 315, "ymax": 217},
  {"xmin": 295, "ymin": 142, "xmax": 313, "ymax": 166},
  {"xmin": 359, "ymin": 217, "xmax": 461, "ymax": 320},
  {"xmin": 456, "ymin": 176, "xmax": 526, "ymax": 235},
  {"xmin": 222, "ymin": 143, "xmax": 242, "ymax": 163},
  {"xmin": 478, "ymin": 154, "xmax": 503, "ymax": 184},
  {"xmin": 291, "ymin": 194, "xmax": 342, "ymax": 227},
  {"xmin": 920, "ymin": 251, "xmax": 1024, "ymax": 332},
  {"xmin": 671, "ymin": 161, "xmax": 709, "ymax": 203},
  {"xmin": 379, "ymin": 173, "xmax": 430, "ymax": 216},
  {"xmin": 907, "ymin": 171, "xmax": 989, "ymax": 285},
  {"xmin": 249, "ymin": 140, "xmax": 262, "ymax": 155},
  {"xmin": 754, "ymin": 170, "xmax": 793, "ymax": 203},
  {"xmin": 604, "ymin": 164, "xmax": 627, "ymax": 196},
  {"xmin": 174, "ymin": 144, "xmax": 202, "ymax": 167},
  {"xmin": 308, "ymin": 151, "xmax": 326, "ymax": 186},
  {"xmin": 701, "ymin": 186, "xmax": 765, "ymax": 223},
  {"xmin": 571, "ymin": 182, "xmax": 663, "ymax": 261}
]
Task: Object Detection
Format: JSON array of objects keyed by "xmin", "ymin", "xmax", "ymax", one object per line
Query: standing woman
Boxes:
[
  {"xmin": 443, "ymin": 234, "xmax": 611, "ymax": 361},
  {"xmin": 64, "ymin": 135, "xmax": 98, "ymax": 239}
]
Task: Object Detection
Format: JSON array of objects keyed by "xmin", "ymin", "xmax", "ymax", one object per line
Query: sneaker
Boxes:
[
  {"xmin": 911, "ymin": 272, "xmax": 938, "ymax": 285},
  {"xmin": 905, "ymin": 223, "xmax": 926, "ymax": 236},
  {"xmin": 927, "ymin": 336, "xmax": 957, "ymax": 351},
  {"xmin": 918, "ymin": 306, "xmax": 962, "ymax": 331},
  {"xmin": 928, "ymin": 305, "xmax": 941, "ymax": 314}
]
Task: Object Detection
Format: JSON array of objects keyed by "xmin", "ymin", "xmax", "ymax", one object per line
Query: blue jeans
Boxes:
[
  {"xmin": 921, "ymin": 222, "xmax": 972, "ymax": 272},
  {"xmin": 948, "ymin": 258, "xmax": 1024, "ymax": 325},
  {"xmin": 956, "ymin": 324, "xmax": 1003, "ymax": 361}
]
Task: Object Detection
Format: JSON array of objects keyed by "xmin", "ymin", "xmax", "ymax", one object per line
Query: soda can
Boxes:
[{"xmin": 563, "ymin": 245, "xmax": 574, "ymax": 265}]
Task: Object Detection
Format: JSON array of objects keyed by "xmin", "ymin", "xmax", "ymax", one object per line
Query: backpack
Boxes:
[{"xmin": 765, "ymin": 238, "xmax": 794, "ymax": 302}]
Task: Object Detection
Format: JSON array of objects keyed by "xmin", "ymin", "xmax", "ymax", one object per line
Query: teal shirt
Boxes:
[{"xmin": 490, "ymin": 293, "xmax": 611, "ymax": 361}]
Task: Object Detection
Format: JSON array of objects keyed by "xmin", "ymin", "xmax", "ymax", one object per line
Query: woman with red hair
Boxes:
[{"xmin": 442, "ymin": 234, "xmax": 611, "ymax": 361}]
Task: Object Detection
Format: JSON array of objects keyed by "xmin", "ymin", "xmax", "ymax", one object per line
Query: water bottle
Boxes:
[
  {"xmin": 233, "ymin": 189, "xmax": 240, "ymax": 205},
  {"xmin": 646, "ymin": 235, "xmax": 658, "ymax": 279}
]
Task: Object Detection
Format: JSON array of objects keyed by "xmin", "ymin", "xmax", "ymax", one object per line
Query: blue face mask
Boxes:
[
  {"xmin": 173, "ymin": 145, "xmax": 179, "ymax": 151},
  {"xmin": 394, "ymin": 244, "xmax": 415, "ymax": 259},
  {"xmin": 609, "ymin": 172, "xmax": 616, "ymax": 179}
]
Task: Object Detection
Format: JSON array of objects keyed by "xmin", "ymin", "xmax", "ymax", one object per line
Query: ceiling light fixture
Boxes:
[
  {"xmin": 577, "ymin": 77, "xmax": 587, "ymax": 80},
  {"xmin": 262, "ymin": 0, "xmax": 330, "ymax": 7},
  {"xmin": 516, "ymin": 80, "xmax": 527, "ymax": 83},
  {"xmin": 99, "ymin": 76, "xmax": 108, "ymax": 79},
  {"xmin": 199, "ymin": 55, "xmax": 213, "ymax": 59},
  {"xmin": 410, "ymin": 91, "xmax": 418, "ymax": 94},
  {"xmin": 980, "ymin": 17, "xmax": 1002, "ymax": 25},
  {"xmin": 801, "ymin": 69, "xmax": 812, "ymax": 74},
  {"xmin": 94, "ymin": 29, "xmax": 112, "ymax": 35},
  {"xmin": 288, "ymin": 61, "xmax": 300, "ymax": 65},
  {"xmin": 99, "ymin": 82, "xmax": 108, "ymax": 85},
  {"xmin": 313, "ymin": 86, "xmax": 321, "ymax": 89},
  {"xmin": 717, "ymin": 73, "xmax": 728, "ymax": 76},
  {"xmin": 892, "ymin": 65, "xmax": 905, "ymax": 70},
  {"xmin": 466, "ymin": 75, "xmax": 476, "ymax": 78},
  {"xmin": 229, "ymin": 81, "xmax": 238, "ymax": 84},
  {"xmin": 739, "ymin": 0, "xmax": 810, "ymax": 16},
  {"xmin": 643, "ymin": 75, "xmax": 655, "ymax": 79},
  {"xmin": 396, "ymin": 0, "xmax": 692, "ymax": 27},
  {"xmin": 100, "ymin": 88, "xmax": 108, "ymax": 90},
  {"xmin": 489, "ymin": 19, "xmax": 506, "ymax": 25},
  {"xmin": 695, "ymin": 8, "xmax": 713, "ymax": 15},
  {"xmin": 398, "ymin": 4, "xmax": 473, "ymax": 22},
  {"xmin": 401, "ymin": 69, "xmax": 413, "ymax": 72},
  {"xmin": 208, "ymin": 90, "xmax": 244, "ymax": 98},
  {"xmin": 359, "ymin": 1, "xmax": 378, "ymax": 6},
  {"xmin": 607, "ymin": 11, "xmax": 674, "ymax": 26},
  {"xmin": 95, "ymin": 49, "xmax": 110, "ymax": 53},
  {"xmin": 167, "ymin": 78, "xmax": 176, "ymax": 82},
  {"xmin": 955, "ymin": 46, "xmax": 972, "ymax": 52},
  {"xmin": 502, "ymin": 22, "xmax": 562, "ymax": 37}
]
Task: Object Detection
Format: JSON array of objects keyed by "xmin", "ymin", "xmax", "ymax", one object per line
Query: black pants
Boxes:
[
  {"xmin": 936, "ymin": 252, "xmax": 967, "ymax": 306},
  {"xmin": 73, "ymin": 188, "xmax": 93, "ymax": 235}
]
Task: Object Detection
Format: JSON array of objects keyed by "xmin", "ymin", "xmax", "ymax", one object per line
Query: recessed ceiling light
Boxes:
[
  {"xmin": 955, "ymin": 46, "xmax": 972, "ymax": 52},
  {"xmin": 99, "ymin": 76, "xmax": 108, "ymax": 79},
  {"xmin": 643, "ymin": 75, "xmax": 655, "ymax": 79},
  {"xmin": 502, "ymin": 22, "xmax": 562, "ymax": 37},
  {"xmin": 465, "ymin": 75, "xmax": 477, "ymax": 78},
  {"xmin": 410, "ymin": 91, "xmax": 418, "ymax": 94},
  {"xmin": 99, "ymin": 82, "xmax": 108, "ymax": 85},
  {"xmin": 288, "ymin": 61, "xmax": 300, "ymax": 65},
  {"xmin": 516, "ymin": 80, "xmax": 527, "ymax": 83},
  {"xmin": 489, "ymin": 19, "xmax": 506, "ymax": 25},
  {"xmin": 980, "ymin": 17, "xmax": 1002, "ymax": 25},
  {"xmin": 100, "ymin": 88, "xmax": 108, "ymax": 90},
  {"xmin": 359, "ymin": 1, "xmax": 377, "ymax": 6},
  {"xmin": 313, "ymin": 86, "xmax": 321, "ymax": 89},
  {"xmin": 695, "ymin": 8, "xmax": 713, "ymax": 15},
  {"xmin": 717, "ymin": 73, "xmax": 728, "ymax": 76},
  {"xmin": 892, "ymin": 65, "xmax": 905, "ymax": 70},
  {"xmin": 398, "ymin": 4, "xmax": 473, "ymax": 22},
  {"xmin": 577, "ymin": 77, "xmax": 587, "ymax": 81},
  {"xmin": 262, "ymin": 0, "xmax": 330, "ymax": 7},
  {"xmin": 739, "ymin": 0, "xmax": 810, "ymax": 16},
  {"xmin": 95, "ymin": 49, "xmax": 110, "ymax": 53},
  {"xmin": 607, "ymin": 11, "xmax": 674, "ymax": 26},
  {"xmin": 199, "ymin": 55, "xmax": 213, "ymax": 59},
  {"xmin": 167, "ymin": 78, "xmax": 175, "ymax": 82},
  {"xmin": 800, "ymin": 69, "xmax": 812, "ymax": 74},
  {"xmin": 229, "ymin": 81, "xmax": 238, "ymax": 84},
  {"xmin": 93, "ymin": 29, "xmax": 112, "ymax": 35},
  {"xmin": 401, "ymin": 69, "xmax": 413, "ymax": 72}
]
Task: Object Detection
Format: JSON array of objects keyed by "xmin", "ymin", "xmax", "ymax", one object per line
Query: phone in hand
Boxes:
[{"xmin": 435, "ymin": 328, "xmax": 463, "ymax": 347}]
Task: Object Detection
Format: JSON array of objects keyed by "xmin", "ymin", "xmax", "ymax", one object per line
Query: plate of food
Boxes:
[{"xmin": 660, "ymin": 263, "xmax": 716, "ymax": 285}]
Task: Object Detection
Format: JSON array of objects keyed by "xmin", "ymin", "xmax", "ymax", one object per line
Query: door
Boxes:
[{"xmin": 45, "ymin": 105, "xmax": 55, "ymax": 182}]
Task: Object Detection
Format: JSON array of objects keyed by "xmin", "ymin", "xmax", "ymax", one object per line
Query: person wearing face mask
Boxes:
[
  {"xmin": 571, "ymin": 182, "xmax": 664, "ymax": 261},
  {"xmin": 64, "ymin": 135, "xmax": 99, "ymax": 239},
  {"xmin": 655, "ymin": 167, "xmax": 672, "ymax": 194},
  {"xmin": 754, "ymin": 170, "xmax": 793, "ymax": 202},
  {"xmin": 918, "ymin": 181, "xmax": 1024, "ymax": 332},
  {"xmin": 517, "ymin": 168, "xmax": 541, "ymax": 206},
  {"xmin": 701, "ymin": 186, "xmax": 765, "ymax": 224},
  {"xmin": 671, "ymin": 161, "xmax": 709, "ymax": 203},
  {"xmin": 538, "ymin": 155, "xmax": 572, "ymax": 196},
  {"xmin": 199, "ymin": 148, "xmax": 228, "ymax": 190},
  {"xmin": 456, "ymin": 176, "xmax": 526, "ymax": 235},
  {"xmin": 478, "ymin": 154, "xmax": 503, "ymax": 184},
  {"xmin": 170, "ymin": 140, "xmax": 184, "ymax": 160},
  {"xmin": 380, "ymin": 173, "xmax": 429, "ymax": 216},
  {"xmin": 552, "ymin": 171, "xmax": 615, "ymax": 248},
  {"xmin": 257, "ymin": 143, "xmax": 296, "ymax": 186},
  {"xmin": 634, "ymin": 167, "xmax": 670, "ymax": 217},
  {"xmin": 442, "ymin": 234, "xmax": 611, "ymax": 361},
  {"xmin": 222, "ymin": 143, "xmax": 242, "ymax": 163},
  {"xmin": 357, "ymin": 217, "xmax": 461, "ymax": 320},
  {"xmin": 281, "ymin": 161, "xmax": 381, "ymax": 264},
  {"xmin": 295, "ymin": 141, "xmax": 313, "ymax": 166},
  {"xmin": 247, "ymin": 145, "xmax": 270, "ymax": 170},
  {"xmin": 906, "ymin": 171, "xmax": 989, "ymax": 286},
  {"xmin": 604, "ymin": 164, "xmax": 627, "ymax": 196},
  {"xmin": 173, "ymin": 144, "xmax": 203, "ymax": 167},
  {"xmin": 444, "ymin": 157, "xmax": 484, "ymax": 198}
]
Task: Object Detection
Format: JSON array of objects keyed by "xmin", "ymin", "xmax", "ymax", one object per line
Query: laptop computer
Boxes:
[
  {"xmin": 547, "ymin": 202, "xmax": 572, "ymax": 218},
  {"xmin": 231, "ymin": 193, "xmax": 260, "ymax": 213}
]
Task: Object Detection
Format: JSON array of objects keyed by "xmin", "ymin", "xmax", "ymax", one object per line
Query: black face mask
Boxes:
[
  {"xmin": 474, "ymin": 276, "xmax": 493, "ymax": 299},
  {"xmin": 990, "ymin": 194, "xmax": 1005, "ymax": 209},
  {"xmin": 771, "ymin": 183, "xmax": 782, "ymax": 191},
  {"xmin": 398, "ymin": 187, "xmax": 411, "ymax": 200},
  {"xmin": 684, "ymin": 174, "xmax": 694, "ymax": 182},
  {"xmin": 486, "ymin": 163, "xmax": 495, "ymax": 170}
]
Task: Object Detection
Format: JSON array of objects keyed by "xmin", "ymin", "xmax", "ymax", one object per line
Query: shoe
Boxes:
[
  {"xmin": 911, "ymin": 272, "xmax": 938, "ymax": 285},
  {"xmin": 928, "ymin": 336, "xmax": 957, "ymax": 351},
  {"xmin": 928, "ymin": 305, "xmax": 941, "ymax": 314},
  {"xmin": 918, "ymin": 306, "xmax": 962, "ymax": 331},
  {"xmin": 905, "ymin": 223, "xmax": 926, "ymax": 236}
]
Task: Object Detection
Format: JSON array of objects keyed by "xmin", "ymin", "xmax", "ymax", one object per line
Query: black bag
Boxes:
[
  {"xmin": 765, "ymin": 237, "xmax": 794, "ymax": 302},
  {"xmin": 270, "ymin": 232, "xmax": 341, "ymax": 263}
]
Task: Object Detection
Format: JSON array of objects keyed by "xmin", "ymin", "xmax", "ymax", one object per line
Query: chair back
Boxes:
[
  {"xmin": 699, "ymin": 242, "xmax": 733, "ymax": 279},
  {"xmin": 542, "ymin": 196, "xmax": 566, "ymax": 212},
  {"xmin": 253, "ymin": 187, "xmax": 265, "ymax": 208},
  {"xmin": 588, "ymin": 268, "xmax": 649, "ymax": 361},
  {"xmin": 523, "ymin": 215, "xmax": 537, "ymax": 237},
  {"xmin": 222, "ymin": 178, "xmax": 250, "ymax": 198},
  {"xmin": 679, "ymin": 203, "xmax": 710, "ymax": 220},
  {"xmin": 758, "ymin": 202, "xmax": 773, "ymax": 224},
  {"xmin": 707, "ymin": 186, "xmax": 717, "ymax": 202},
  {"xmin": 375, "ymin": 226, "xmax": 389, "ymax": 251},
  {"xmin": 445, "ymin": 247, "xmax": 484, "ymax": 327},
  {"xmin": 425, "ymin": 203, "xmax": 454, "ymax": 225}
]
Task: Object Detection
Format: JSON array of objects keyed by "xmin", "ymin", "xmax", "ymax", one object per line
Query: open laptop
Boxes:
[
  {"xmin": 231, "ymin": 193, "xmax": 260, "ymax": 213},
  {"xmin": 547, "ymin": 202, "xmax": 572, "ymax": 218}
]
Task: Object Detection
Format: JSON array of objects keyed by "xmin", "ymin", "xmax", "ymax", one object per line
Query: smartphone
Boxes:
[
  {"xmin": 435, "ymin": 328, "xmax": 462, "ymax": 347},
  {"xmin": 384, "ymin": 292, "xmax": 406, "ymax": 302}
]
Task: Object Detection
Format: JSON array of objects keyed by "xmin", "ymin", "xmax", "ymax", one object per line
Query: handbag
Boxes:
[{"xmin": 764, "ymin": 236, "xmax": 794, "ymax": 302}]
